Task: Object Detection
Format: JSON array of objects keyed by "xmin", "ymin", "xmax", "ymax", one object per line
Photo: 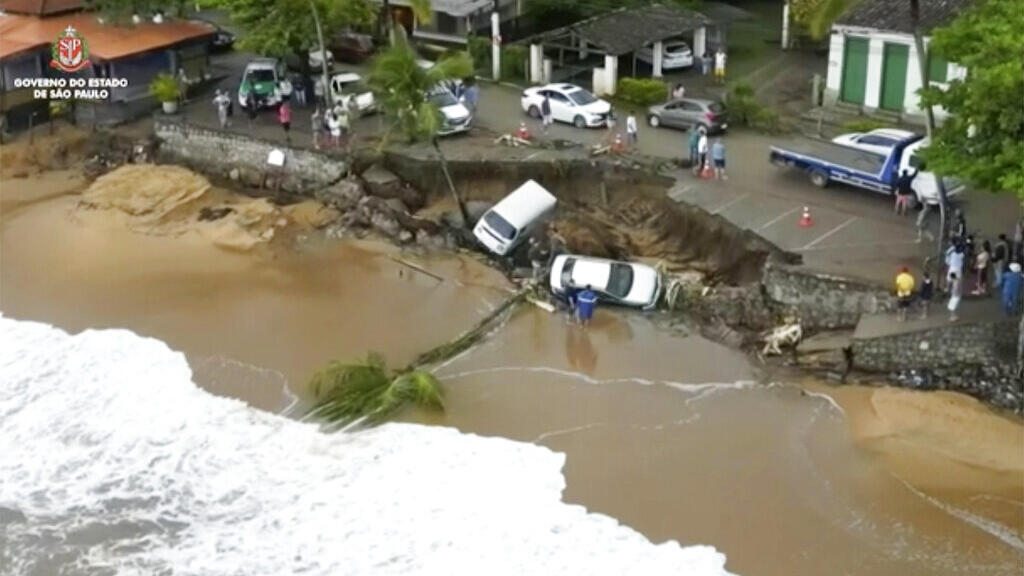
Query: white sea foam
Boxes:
[{"xmin": 0, "ymin": 316, "xmax": 737, "ymax": 576}]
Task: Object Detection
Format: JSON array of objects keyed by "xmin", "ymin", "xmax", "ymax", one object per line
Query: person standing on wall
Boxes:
[
  {"xmin": 696, "ymin": 128, "xmax": 709, "ymax": 176},
  {"xmin": 918, "ymin": 272, "xmax": 934, "ymax": 319},
  {"xmin": 895, "ymin": 266, "xmax": 915, "ymax": 322},
  {"xmin": 1002, "ymin": 263, "xmax": 1022, "ymax": 317},
  {"xmin": 993, "ymin": 233, "xmax": 1009, "ymax": 289},
  {"xmin": 688, "ymin": 127, "xmax": 700, "ymax": 170},
  {"xmin": 947, "ymin": 271, "xmax": 962, "ymax": 322}
]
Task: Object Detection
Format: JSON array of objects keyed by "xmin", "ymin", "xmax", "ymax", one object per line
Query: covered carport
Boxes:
[{"xmin": 517, "ymin": 5, "xmax": 712, "ymax": 95}]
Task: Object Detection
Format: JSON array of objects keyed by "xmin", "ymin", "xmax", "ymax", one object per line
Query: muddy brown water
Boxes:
[{"xmin": 2, "ymin": 184, "xmax": 1023, "ymax": 576}]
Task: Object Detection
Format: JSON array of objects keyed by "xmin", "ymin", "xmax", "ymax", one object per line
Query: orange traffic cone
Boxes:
[
  {"xmin": 611, "ymin": 133, "xmax": 624, "ymax": 154},
  {"xmin": 700, "ymin": 159, "xmax": 714, "ymax": 179},
  {"xmin": 799, "ymin": 206, "xmax": 813, "ymax": 228},
  {"xmin": 517, "ymin": 122, "xmax": 530, "ymax": 140}
]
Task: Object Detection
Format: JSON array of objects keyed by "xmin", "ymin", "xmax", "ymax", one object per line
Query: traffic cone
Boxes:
[
  {"xmin": 799, "ymin": 206, "xmax": 813, "ymax": 228},
  {"xmin": 611, "ymin": 133, "xmax": 624, "ymax": 154},
  {"xmin": 517, "ymin": 122, "xmax": 530, "ymax": 140}
]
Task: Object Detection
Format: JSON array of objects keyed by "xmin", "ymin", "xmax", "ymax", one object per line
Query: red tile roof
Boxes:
[
  {"xmin": 0, "ymin": 12, "xmax": 215, "ymax": 60},
  {"xmin": 0, "ymin": 0, "xmax": 83, "ymax": 16}
]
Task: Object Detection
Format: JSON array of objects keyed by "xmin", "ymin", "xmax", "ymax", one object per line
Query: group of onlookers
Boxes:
[{"xmin": 895, "ymin": 214, "xmax": 1023, "ymax": 322}]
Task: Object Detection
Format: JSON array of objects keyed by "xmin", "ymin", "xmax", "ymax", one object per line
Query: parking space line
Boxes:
[
  {"xmin": 800, "ymin": 217, "xmax": 857, "ymax": 250},
  {"xmin": 710, "ymin": 193, "xmax": 750, "ymax": 215},
  {"xmin": 800, "ymin": 239, "xmax": 923, "ymax": 252},
  {"xmin": 759, "ymin": 207, "xmax": 801, "ymax": 230}
]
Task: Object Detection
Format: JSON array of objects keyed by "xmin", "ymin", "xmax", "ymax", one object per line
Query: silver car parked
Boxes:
[{"xmin": 646, "ymin": 98, "xmax": 728, "ymax": 134}]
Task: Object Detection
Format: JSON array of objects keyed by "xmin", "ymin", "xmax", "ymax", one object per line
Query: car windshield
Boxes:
[
  {"xmin": 567, "ymin": 89, "xmax": 597, "ymax": 106},
  {"xmin": 666, "ymin": 43, "xmax": 690, "ymax": 53},
  {"xmin": 429, "ymin": 90, "xmax": 458, "ymax": 107},
  {"xmin": 483, "ymin": 211, "xmax": 516, "ymax": 240},
  {"xmin": 247, "ymin": 69, "xmax": 275, "ymax": 83},
  {"xmin": 605, "ymin": 263, "xmax": 634, "ymax": 299}
]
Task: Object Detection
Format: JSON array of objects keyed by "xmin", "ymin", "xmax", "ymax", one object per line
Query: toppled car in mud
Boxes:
[{"xmin": 549, "ymin": 255, "xmax": 662, "ymax": 310}]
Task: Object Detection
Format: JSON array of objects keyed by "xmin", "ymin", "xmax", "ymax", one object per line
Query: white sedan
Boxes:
[
  {"xmin": 327, "ymin": 72, "xmax": 375, "ymax": 114},
  {"xmin": 832, "ymin": 128, "xmax": 920, "ymax": 156},
  {"xmin": 637, "ymin": 40, "xmax": 695, "ymax": 70},
  {"xmin": 549, "ymin": 254, "xmax": 662, "ymax": 310},
  {"xmin": 521, "ymin": 83, "xmax": 612, "ymax": 128}
]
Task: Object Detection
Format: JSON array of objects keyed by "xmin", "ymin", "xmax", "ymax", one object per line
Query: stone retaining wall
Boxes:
[
  {"xmin": 762, "ymin": 264, "xmax": 896, "ymax": 330},
  {"xmin": 852, "ymin": 320, "xmax": 1017, "ymax": 371},
  {"xmin": 154, "ymin": 121, "xmax": 347, "ymax": 194}
]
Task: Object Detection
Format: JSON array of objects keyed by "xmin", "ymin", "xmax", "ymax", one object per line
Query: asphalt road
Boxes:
[{"xmin": 191, "ymin": 51, "xmax": 1020, "ymax": 287}]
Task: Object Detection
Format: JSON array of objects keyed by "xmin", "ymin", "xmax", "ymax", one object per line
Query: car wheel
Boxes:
[
  {"xmin": 573, "ymin": 115, "xmax": 586, "ymax": 128},
  {"xmin": 649, "ymin": 115, "xmax": 661, "ymax": 128},
  {"xmin": 528, "ymin": 105, "xmax": 540, "ymax": 119},
  {"xmin": 809, "ymin": 169, "xmax": 829, "ymax": 188}
]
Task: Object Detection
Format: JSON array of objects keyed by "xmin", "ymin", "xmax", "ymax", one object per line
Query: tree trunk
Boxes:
[
  {"xmin": 382, "ymin": 0, "xmax": 392, "ymax": 45},
  {"xmin": 910, "ymin": 0, "xmax": 949, "ymax": 263},
  {"xmin": 1018, "ymin": 313, "xmax": 1023, "ymax": 377},
  {"xmin": 433, "ymin": 137, "xmax": 470, "ymax": 227},
  {"xmin": 308, "ymin": 0, "xmax": 332, "ymax": 107}
]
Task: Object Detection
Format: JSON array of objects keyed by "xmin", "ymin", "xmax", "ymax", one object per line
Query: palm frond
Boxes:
[
  {"xmin": 809, "ymin": 0, "xmax": 859, "ymax": 39},
  {"xmin": 379, "ymin": 370, "xmax": 444, "ymax": 417},
  {"xmin": 408, "ymin": 0, "xmax": 433, "ymax": 25},
  {"xmin": 425, "ymin": 51, "xmax": 473, "ymax": 84}
]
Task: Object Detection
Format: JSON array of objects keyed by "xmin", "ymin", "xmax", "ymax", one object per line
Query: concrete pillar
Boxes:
[
  {"xmin": 491, "ymin": 12, "xmax": 500, "ymax": 80},
  {"xmin": 604, "ymin": 54, "xmax": 617, "ymax": 95},
  {"xmin": 694, "ymin": 27, "xmax": 706, "ymax": 59},
  {"xmin": 543, "ymin": 58, "xmax": 552, "ymax": 84},
  {"xmin": 824, "ymin": 31, "xmax": 843, "ymax": 105},
  {"xmin": 781, "ymin": 1, "xmax": 791, "ymax": 49},
  {"xmin": 652, "ymin": 41, "xmax": 663, "ymax": 78},
  {"xmin": 904, "ymin": 40, "xmax": 925, "ymax": 114},
  {"xmin": 863, "ymin": 37, "xmax": 884, "ymax": 109},
  {"xmin": 579, "ymin": 39, "xmax": 588, "ymax": 60},
  {"xmin": 529, "ymin": 44, "xmax": 543, "ymax": 84}
]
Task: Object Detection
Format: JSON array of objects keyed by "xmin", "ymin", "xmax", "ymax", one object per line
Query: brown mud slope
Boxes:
[
  {"xmin": 0, "ymin": 127, "xmax": 92, "ymax": 177},
  {"xmin": 388, "ymin": 152, "xmax": 796, "ymax": 284}
]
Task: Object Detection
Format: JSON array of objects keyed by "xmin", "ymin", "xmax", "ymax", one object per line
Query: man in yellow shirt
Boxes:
[{"xmin": 895, "ymin": 267, "xmax": 916, "ymax": 322}]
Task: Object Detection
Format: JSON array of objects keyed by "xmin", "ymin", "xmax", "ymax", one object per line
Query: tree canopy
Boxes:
[
  {"xmin": 210, "ymin": 0, "xmax": 376, "ymax": 58},
  {"xmin": 920, "ymin": 0, "xmax": 1024, "ymax": 197},
  {"xmin": 366, "ymin": 38, "xmax": 472, "ymax": 142}
]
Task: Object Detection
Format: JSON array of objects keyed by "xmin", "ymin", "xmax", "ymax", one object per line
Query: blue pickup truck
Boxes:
[{"xmin": 768, "ymin": 134, "xmax": 962, "ymax": 205}]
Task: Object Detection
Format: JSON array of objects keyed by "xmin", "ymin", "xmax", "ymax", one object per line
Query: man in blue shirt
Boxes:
[{"xmin": 576, "ymin": 285, "xmax": 598, "ymax": 326}]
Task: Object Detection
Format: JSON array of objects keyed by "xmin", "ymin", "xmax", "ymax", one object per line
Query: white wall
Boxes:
[{"xmin": 828, "ymin": 26, "xmax": 961, "ymax": 120}]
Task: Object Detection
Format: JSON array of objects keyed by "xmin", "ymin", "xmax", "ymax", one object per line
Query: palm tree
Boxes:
[
  {"xmin": 308, "ymin": 353, "xmax": 444, "ymax": 426},
  {"xmin": 367, "ymin": 34, "xmax": 473, "ymax": 225},
  {"xmin": 810, "ymin": 0, "xmax": 950, "ymax": 262}
]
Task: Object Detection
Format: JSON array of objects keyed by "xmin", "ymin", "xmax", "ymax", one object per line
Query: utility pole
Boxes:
[
  {"xmin": 782, "ymin": 0, "xmax": 791, "ymax": 50},
  {"xmin": 308, "ymin": 0, "xmax": 332, "ymax": 107},
  {"xmin": 491, "ymin": 1, "xmax": 501, "ymax": 80}
]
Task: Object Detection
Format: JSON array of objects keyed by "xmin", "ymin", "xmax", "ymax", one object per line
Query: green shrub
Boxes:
[
  {"xmin": 148, "ymin": 73, "xmax": 180, "ymax": 103},
  {"xmin": 617, "ymin": 77, "xmax": 668, "ymax": 107},
  {"xmin": 751, "ymin": 107, "xmax": 781, "ymax": 133},
  {"xmin": 500, "ymin": 45, "xmax": 528, "ymax": 81},
  {"xmin": 467, "ymin": 35, "xmax": 490, "ymax": 69},
  {"xmin": 726, "ymin": 81, "xmax": 782, "ymax": 134},
  {"xmin": 840, "ymin": 118, "xmax": 891, "ymax": 133}
]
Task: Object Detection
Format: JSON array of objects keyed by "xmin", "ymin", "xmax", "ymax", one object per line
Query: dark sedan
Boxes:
[{"xmin": 646, "ymin": 98, "xmax": 728, "ymax": 134}]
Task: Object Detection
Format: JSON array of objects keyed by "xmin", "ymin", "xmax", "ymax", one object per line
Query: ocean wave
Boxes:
[{"xmin": 0, "ymin": 316, "xmax": 737, "ymax": 576}]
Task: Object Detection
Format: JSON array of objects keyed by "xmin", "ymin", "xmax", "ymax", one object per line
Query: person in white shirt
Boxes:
[
  {"xmin": 697, "ymin": 129, "xmax": 709, "ymax": 172},
  {"xmin": 625, "ymin": 111, "xmax": 638, "ymax": 146},
  {"xmin": 714, "ymin": 47, "xmax": 727, "ymax": 84}
]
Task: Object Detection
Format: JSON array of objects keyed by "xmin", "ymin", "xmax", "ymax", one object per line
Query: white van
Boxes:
[
  {"xmin": 900, "ymin": 139, "xmax": 965, "ymax": 205},
  {"xmin": 473, "ymin": 180, "xmax": 557, "ymax": 256}
]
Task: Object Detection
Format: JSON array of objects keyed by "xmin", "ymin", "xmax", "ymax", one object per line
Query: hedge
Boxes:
[{"xmin": 617, "ymin": 78, "xmax": 668, "ymax": 107}]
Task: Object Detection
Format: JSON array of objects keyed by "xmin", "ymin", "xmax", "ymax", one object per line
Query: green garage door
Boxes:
[
  {"xmin": 879, "ymin": 43, "xmax": 909, "ymax": 111},
  {"xmin": 840, "ymin": 37, "xmax": 869, "ymax": 105}
]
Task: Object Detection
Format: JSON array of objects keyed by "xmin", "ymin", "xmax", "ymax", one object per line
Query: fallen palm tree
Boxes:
[{"xmin": 308, "ymin": 288, "xmax": 529, "ymax": 427}]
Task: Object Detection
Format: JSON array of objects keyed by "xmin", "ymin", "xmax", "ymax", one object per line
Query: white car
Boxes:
[
  {"xmin": 308, "ymin": 48, "xmax": 334, "ymax": 69},
  {"xmin": 637, "ymin": 40, "xmax": 694, "ymax": 70},
  {"xmin": 429, "ymin": 86, "xmax": 472, "ymax": 136},
  {"xmin": 521, "ymin": 83, "xmax": 612, "ymax": 128},
  {"xmin": 900, "ymin": 138, "xmax": 965, "ymax": 205},
  {"xmin": 832, "ymin": 128, "xmax": 920, "ymax": 156},
  {"xmin": 549, "ymin": 255, "xmax": 662, "ymax": 310},
  {"xmin": 327, "ymin": 72, "xmax": 375, "ymax": 114}
]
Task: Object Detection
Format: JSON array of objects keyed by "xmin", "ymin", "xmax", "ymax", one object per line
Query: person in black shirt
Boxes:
[
  {"xmin": 919, "ymin": 272, "xmax": 934, "ymax": 319},
  {"xmin": 894, "ymin": 168, "xmax": 917, "ymax": 216}
]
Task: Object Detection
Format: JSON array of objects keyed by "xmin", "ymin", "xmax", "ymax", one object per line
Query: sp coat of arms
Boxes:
[{"xmin": 50, "ymin": 26, "xmax": 91, "ymax": 73}]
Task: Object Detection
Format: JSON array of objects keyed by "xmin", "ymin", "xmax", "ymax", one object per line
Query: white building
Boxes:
[{"xmin": 823, "ymin": 0, "xmax": 972, "ymax": 122}]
